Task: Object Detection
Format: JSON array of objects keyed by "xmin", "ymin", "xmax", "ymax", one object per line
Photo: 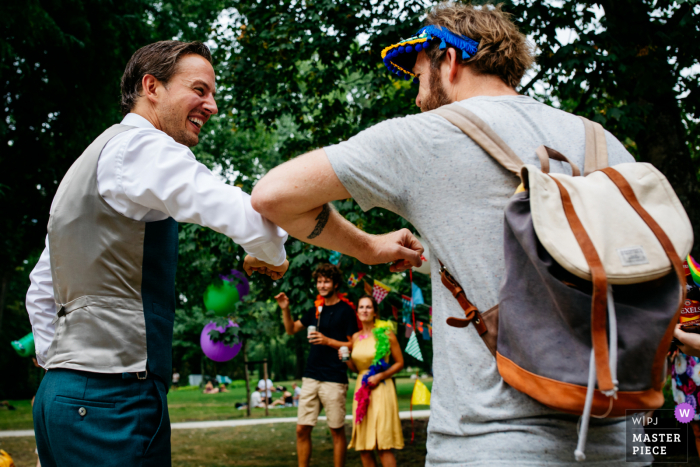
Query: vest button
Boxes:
[{"xmin": 78, "ymin": 407, "xmax": 87, "ymax": 417}]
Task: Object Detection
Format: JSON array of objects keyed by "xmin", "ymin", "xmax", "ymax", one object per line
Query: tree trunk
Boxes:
[
  {"xmin": 0, "ymin": 272, "xmax": 8, "ymax": 333},
  {"xmin": 243, "ymin": 339, "xmax": 251, "ymax": 418}
]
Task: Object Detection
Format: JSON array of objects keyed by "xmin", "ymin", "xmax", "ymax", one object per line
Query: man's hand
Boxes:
[
  {"xmin": 308, "ymin": 331, "xmax": 328, "ymax": 346},
  {"xmin": 274, "ymin": 292, "xmax": 290, "ymax": 311},
  {"xmin": 362, "ymin": 229, "xmax": 424, "ymax": 272},
  {"xmin": 243, "ymin": 255, "xmax": 289, "ymax": 280},
  {"xmin": 674, "ymin": 324, "xmax": 700, "ymax": 358}
]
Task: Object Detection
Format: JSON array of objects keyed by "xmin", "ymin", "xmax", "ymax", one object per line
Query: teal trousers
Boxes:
[{"xmin": 33, "ymin": 369, "xmax": 171, "ymax": 467}]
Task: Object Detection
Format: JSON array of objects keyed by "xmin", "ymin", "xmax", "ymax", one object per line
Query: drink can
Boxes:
[
  {"xmin": 340, "ymin": 346, "xmax": 350, "ymax": 362},
  {"xmin": 307, "ymin": 325, "xmax": 316, "ymax": 337},
  {"xmin": 681, "ymin": 299, "xmax": 700, "ymax": 323}
]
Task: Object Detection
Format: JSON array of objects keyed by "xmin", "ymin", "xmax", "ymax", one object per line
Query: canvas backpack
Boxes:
[{"xmin": 431, "ymin": 102, "xmax": 693, "ymax": 461}]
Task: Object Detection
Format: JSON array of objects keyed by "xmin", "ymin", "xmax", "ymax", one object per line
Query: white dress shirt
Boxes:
[{"xmin": 26, "ymin": 113, "xmax": 288, "ymax": 366}]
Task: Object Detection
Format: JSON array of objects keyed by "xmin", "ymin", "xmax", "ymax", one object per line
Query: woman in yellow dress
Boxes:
[{"xmin": 341, "ymin": 295, "xmax": 404, "ymax": 467}]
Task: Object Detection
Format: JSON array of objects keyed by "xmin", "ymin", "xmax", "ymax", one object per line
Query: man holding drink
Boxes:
[{"xmin": 275, "ymin": 263, "xmax": 358, "ymax": 467}]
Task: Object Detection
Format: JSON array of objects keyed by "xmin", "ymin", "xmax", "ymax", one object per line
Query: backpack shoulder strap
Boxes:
[
  {"xmin": 579, "ymin": 116, "xmax": 609, "ymax": 175},
  {"xmin": 431, "ymin": 103, "xmax": 524, "ymax": 177}
]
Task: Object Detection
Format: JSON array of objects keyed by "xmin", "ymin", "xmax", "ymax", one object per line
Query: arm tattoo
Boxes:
[{"xmin": 308, "ymin": 203, "xmax": 331, "ymax": 239}]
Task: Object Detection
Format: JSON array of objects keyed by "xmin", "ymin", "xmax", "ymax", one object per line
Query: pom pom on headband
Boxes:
[{"xmin": 380, "ymin": 25, "xmax": 480, "ymax": 81}]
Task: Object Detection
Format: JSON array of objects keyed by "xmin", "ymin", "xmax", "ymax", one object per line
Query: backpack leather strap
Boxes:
[
  {"xmin": 580, "ymin": 117, "xmax": 609, "ymax": 176},
  {"xmin": 549, "ymin": 176, "xmax": 614, "ymax": 393},
  {"xmin": 439, "ymin": 261, "xmax": 487, "ymax": 335},
  {"xmin": 601, "ymin": 167, "xmax": 686, "ymax": 391}
]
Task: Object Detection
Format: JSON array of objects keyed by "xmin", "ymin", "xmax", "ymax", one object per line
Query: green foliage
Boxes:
[{"xmin": 5, "ymin": 0, "xmax": 698, "ymax": 398}]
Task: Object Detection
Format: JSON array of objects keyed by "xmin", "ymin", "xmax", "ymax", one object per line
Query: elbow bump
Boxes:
[{"xmin": 251, "ymin": 185, "xmax": 279, "ymax": 220}]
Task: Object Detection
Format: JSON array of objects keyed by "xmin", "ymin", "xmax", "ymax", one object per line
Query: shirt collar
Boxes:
[{"xmin": 121, "ymin": 113, "xmax": 157, "ymax": 129}]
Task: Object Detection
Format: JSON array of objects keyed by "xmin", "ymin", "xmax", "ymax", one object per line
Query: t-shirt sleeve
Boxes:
[
  {"xmin": 299, "ymin": 307, "xmax": 316, "ymax": 328},
  {"xmin": 325, "ymin": 117, "xmax": 415, "ymax": 214}
]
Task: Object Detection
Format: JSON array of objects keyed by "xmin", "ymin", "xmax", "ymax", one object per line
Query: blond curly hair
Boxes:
[{"xmin": 424, "ymin": 2, "xmax": 534, "ymax": 88}]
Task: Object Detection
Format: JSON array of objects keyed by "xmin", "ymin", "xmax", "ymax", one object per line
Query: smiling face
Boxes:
[
  {"xmin": 155, "ymin": 54, "xmax": 218, "ymax": 147},
  {"xmin": 357, "ymin": 297, "xmax": 376, "ymax": 324},
  {"xmin": 413, "ymin": 50, "xmax": 452, "ymax": 112},
  {"xmin": 316, "ymin": 275, "xmax": 338, "ymax": 298}
]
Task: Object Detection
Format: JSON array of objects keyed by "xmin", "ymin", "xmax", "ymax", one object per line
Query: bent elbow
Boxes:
[{"xmin": 251, "ymin": 183, "xmax": 274, "ymax": 218}]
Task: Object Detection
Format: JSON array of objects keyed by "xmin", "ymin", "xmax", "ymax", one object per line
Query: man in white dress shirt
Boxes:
[{"xmin": 27, "ymin": 41, "xmax": 289, "ymax": 467}]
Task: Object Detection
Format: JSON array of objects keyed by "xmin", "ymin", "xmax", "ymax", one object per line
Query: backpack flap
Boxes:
[{"xmin": 523, "ymin": 162, "xmax": 693, "ymax": 284}]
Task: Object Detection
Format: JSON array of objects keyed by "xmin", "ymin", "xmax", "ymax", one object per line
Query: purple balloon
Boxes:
[
  {"xmin": 200, "ymin": 321, "xmax": 242, "ymax": 362},
  {"xmin": 219, "ymin": 269, "xmax": 250, "ymax": 298}
]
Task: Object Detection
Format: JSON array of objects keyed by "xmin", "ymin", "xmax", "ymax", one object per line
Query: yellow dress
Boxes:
[{"xmin": 348, "ymin": 333, "xmax": 404, "ymax": 451}]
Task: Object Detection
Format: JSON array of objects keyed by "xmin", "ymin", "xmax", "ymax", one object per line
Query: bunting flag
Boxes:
[
  {"xmin": 411, "ymin": 380, "xmax": 431, "ymax": 406},
  {"xmin": 423, "ymin": 325, "xmax": 431, "ymax": 341},
  {"xmin": 373, "ymin": 280, "xmax": 391, "ymax": 304},
  {"xmin": 416, "ymin": 321, "xmax": 424, "ymax": 333},
  {"xmin": 329, "ymin": 250, "xmax": 342, "ymax": 265},
  {"xmin": 401, "ymin": 294, "xmax": 412, "ymax": 323},
  {"xmin": 412, "ymin": 283, "xmax": 424, "ymax": 306},
  {"xmin": 347, "ymin": 272, "xmax": 366, "ymax": 288},
  {"xmin": 401, "ymin": 295, "xmax": 412, "ymax": 312},
  {"xmin": 406, "ymin": 331, "xmax": 423, "ymax": 361},
  {"xmin": 364, "ymin": 280, "xmax": 373, "ymax": 296},
  {"xmin": 405, "ymin": 324, "xmax": 413, "ymax": 339},
  {"xmin": 391, "ymin": 305, "xmax": 399, "ymax": 320}
]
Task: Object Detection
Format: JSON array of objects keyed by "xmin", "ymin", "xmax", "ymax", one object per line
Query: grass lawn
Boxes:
[
  {"xmin": 0, "ymin": 419, "xmax": 429, "ymax": 467},
  {"xmin": 0, "ymin": 377, "xmax": 431, "ymax": 431}
]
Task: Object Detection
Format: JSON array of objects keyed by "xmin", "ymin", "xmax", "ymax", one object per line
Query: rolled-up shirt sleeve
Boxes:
[
  {"xmin": 26, "ymin": 236, "xmax": 56, "ymax": 367},
  {"xmin": 117, "ymin": 130, "xmax": 288, "ymax": 266}
]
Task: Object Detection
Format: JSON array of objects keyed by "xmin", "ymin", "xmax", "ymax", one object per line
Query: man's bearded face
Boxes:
[{"xmin": 413, "ymin": 51, "xmax": 453, "ymax": 112}]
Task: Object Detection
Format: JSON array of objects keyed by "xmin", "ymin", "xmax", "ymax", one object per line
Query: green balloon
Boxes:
[
  {"xmin": 11, "ymin": 332, "xmax": 35, "ymax": 358},
  {"xmin": 203, "ymin": 281, "xmax": 240, "ymax": 316}
]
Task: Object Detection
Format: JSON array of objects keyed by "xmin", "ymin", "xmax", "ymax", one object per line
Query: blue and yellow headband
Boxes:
[{"xmin": 380, "ymin": 25, "xmax": 480, "ymax": 83}]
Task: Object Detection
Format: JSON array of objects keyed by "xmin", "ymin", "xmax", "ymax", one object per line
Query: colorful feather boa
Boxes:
[{"xmin": 354, "ymin": 320, "xmax": 395, "ymax": 424}]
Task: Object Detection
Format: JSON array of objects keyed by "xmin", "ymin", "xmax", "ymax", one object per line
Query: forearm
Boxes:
[
  {"xmin": 325, "ymin": 337, "xmax": 351, "ymax": 350},
  {"xmin": 376, "ymin": 362, "xmax": 403, "ymax": 382},
  {"xmin": 345, "ymin": 359, "xmax": 358, "ymax": 372},
  {"xmin": 282, "ymin": 308, "xmax": 295, "ymax": 335}
]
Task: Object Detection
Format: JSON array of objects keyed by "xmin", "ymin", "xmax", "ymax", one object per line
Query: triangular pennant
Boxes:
[
  {"xmin": 391, "ymin": 305, "xmax": 399, "ymax": 320},
  {"xmin": 411, "ymin": 380, "xmax": 431, "ymax": 406},
  {"xmin": 405, "ymin": 323, "xmax": 413, "ymax": 339},
  {"xmin": 347, "ymin": 272, "xmax": 365, "ymax": 288},
  {"xmin": 405, "ymin": 330, "xmax": 423, "ymax": 361},
  {"xmin": 423, "ymin": 325, "xmax": 431, "ymax": 341},
  {"xmin": 363, "ymin": 280, "xmax": 373, "ymax": 295},
  {"xmin": 372, "ymin": 280, "xmax": 391, "ymax": 304}
]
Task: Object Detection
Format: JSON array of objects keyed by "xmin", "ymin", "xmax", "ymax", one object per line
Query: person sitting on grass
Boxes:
[
  {"xmin": 203, "ymin": 380, "xmax": 219, "ymax": 394},
  {"xmin": 270, "ymin": 386, "xmax": 294, "ymax": 407}
]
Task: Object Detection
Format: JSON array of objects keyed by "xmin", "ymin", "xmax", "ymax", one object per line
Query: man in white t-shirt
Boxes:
[
  {"xmin": 257, "ymin": 378, "xmax": 274, "ymax": 404},
  {"xmin": 252, "ymin": 3, "xmax": 649, "ymax": 466}
]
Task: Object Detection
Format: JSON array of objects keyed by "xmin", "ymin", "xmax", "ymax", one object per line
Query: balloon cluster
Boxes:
[{"xmin": 200, "ymin": 270, "xmax": 249, "ymax": 362}]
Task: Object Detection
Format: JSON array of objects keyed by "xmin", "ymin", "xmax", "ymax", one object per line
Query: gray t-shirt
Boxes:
[{"xmin": 326, "ymin": 95, "xmax": 648, "ymax": 466}]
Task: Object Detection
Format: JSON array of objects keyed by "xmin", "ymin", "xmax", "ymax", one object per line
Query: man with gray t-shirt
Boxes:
[{"xmin": 252, "ymin": 3, "xmax": 649, "ymax": 466}]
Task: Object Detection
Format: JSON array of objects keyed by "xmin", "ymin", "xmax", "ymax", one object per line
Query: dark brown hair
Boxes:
[
  {"xmin": 423, "ymin": 2, "xmax": 534, "ymax": 88},
  {"xmin": 120, "ymin": 40, "xmax": 213, "ymax": 116},
  {"xmin": 312, "ymin": 263, "xmax": 343, "ymax": 290},
  {"xmin": 357, "ymin": 294, "xmax": 380, "ymax": 319}
]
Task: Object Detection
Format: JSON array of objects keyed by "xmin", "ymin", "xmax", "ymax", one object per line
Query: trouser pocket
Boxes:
[{"xmin": 143, "ymin": 378, "xmax": 170, "ymax": 460}]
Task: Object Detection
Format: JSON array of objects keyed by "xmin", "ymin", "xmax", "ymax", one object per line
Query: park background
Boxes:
[{"xmin": 0, "ymin": 0, "xmax": 699, "ymax": 465}]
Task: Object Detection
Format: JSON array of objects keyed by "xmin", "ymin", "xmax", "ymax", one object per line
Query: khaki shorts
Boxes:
[{"xmin": 297, "ymin": 377, "xmax": 348, "ymax": 429}]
